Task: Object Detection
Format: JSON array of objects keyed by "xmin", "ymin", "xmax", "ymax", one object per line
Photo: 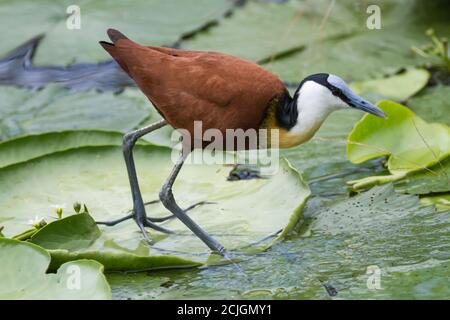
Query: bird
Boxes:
[{"xmin": 98, "ymin": 29, "xmax": 386, "ymax": 258}]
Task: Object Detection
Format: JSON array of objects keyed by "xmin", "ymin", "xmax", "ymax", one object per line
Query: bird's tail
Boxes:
[
  {"xmin": 106, "ymin": 28, "xmax": 129, "ymax": 44},
  {"xmin": 99, "ymin": 28, "xmax": 132, "ymax": 73}
]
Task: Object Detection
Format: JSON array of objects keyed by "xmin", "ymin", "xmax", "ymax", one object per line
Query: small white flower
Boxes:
[
  {"xmin": 28, "ymin": 216, "xmax": 47, "ymax": 228},
  {"xmin": 28, "ymin": 215, "xmax": 41, "ymax": 226}
]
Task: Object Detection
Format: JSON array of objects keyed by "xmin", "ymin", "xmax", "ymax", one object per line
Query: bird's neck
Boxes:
[{"xmin": 260, "ymin": 90, "xmax": 334, "ymax": 148}]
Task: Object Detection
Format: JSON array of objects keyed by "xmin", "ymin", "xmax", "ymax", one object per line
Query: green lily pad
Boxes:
[
  {"xmin": 0, "ymin": 86, "xmax": 172, "ymax": 145},
  {"xmin": 420, "ymin": 193, "xmax": 450, "ymax": 212},
  {"xmin": 0, "ymin": 139, "xmax": 310, "ymax": 270},
  {"xmin": 408, "ymin": 85, "xmax": 450, "ymax": 125},
  {"xmin": 350, "ymin": 69, "xmax": 430, "ymax": 102},
  {"xmin": 393, "ymin": 157, "xmax": 450, "ymax": 194},
  {"xmin": 184, "ymin": 0, "xmax": 450, "ymax": 82},
  {"xmin": 346, "ymin": 100, "xmax": 450, "ymax": 191},
  {"xmin": 31, "ymin": 213, "xmax": 102, "ymax": 251},
  {"xmin": 0, "ymin": 86, "xmax": 147, "ymax": 137},
  {"xmin": 0, "ymin": 0, "xmax": 233, "ymax": 65},
  {"xmin": 30, "ymin": 212, "xmax": 199, "ymax": 271},
  {"xmin": 0, "ymin": 130, "xmax": 143, "ymax": 169},
  {"xmin": 263, "ymin": 1, "xmax": 450, "ymax": 82},
  {"xmin": 0, "ymin": 238, "xmax": 111, "ymax": 299},
  {"xmin": 184, "ymin": 0, "xmax": 363, "ymax": 62},
  {"xmin": 337, "ymin": 259, "xmax": 450, "ymax": 299},
  {"xmin": 108, "ymin": 184, "xmax": 450, "ymax": 299}
]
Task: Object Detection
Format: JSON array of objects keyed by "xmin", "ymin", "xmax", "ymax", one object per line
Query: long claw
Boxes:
[
  {"xmin": 144, "ymin": 219, "xmax": 175, "ymax": 234},
  {"xmin": 146, "ymin": 200, "xmax": 214, "ymax": 222},
  {"xmin": 137, "ymin": 221, "xmax": 152, "ymax": 243},
  {"xmin": 96, "ymin": 213, "xmax": 133, "ymax": 226}
]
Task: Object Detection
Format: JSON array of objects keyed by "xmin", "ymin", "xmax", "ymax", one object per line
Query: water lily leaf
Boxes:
[
  {"xmin": 420, "ymin": 193, "xmax": 450, "ymax": 212},
  {"xmin": 31, "ymin": 213, "xmax": 102, "ymax": 251},
  {"xmin": 0, "ymin": 0, "xmax": 233, "ymax": 65},
  {"xmin": 408, "ymin": 85, "xmax": 450, "ymax": 125},
  {"xmin": 0, "ymin": 141, "xmax": 310, "ymax": 270},
  {"xmin": 29, "ymin": 211, "xmax": 199, "ymax": 271},
  {"xmin": 184, "ymin": 0, "xmax": 363, "ymax": 62},
  {"xmin": 337, "ymin": 259, "xmax": 450, "ymax": 299},
  {"xmin": 0, "ymin": 238, "xmax": 111, "ymax": 299},
  {"xmin": 264, "ymin": 25, "xmax": 428, "ymax": 83},
  {"xmin": 303, "ymin": 184, "xmax": 435, "ymax": 235},
  {"xmin": 0, "ymin": 130, "xmax": 144, "ymax": 169},
  {"xmin": 108, "ymin": 184, "xmax": 450, "ymax": 299},
  {"xmin": 185, "ymin": 0, "xmax": 450, "ymax": 82},
  {"xmin": 0, "ymin": 86, "xmax": 172, "ymax": 145},
  {"xmin": 350, "ymin": 69, "xmax": 430, "ymax": 102},
  {"xmin": 346, "ymin": 100, "xmax": 450, "ymax": 191},
  {"xmin": 263, "ymin": 0, "xmax": 450, "ymax": 82},
  {"xmin": 393, "ymin": 157, "xmax": 450, "ymax": 194}
]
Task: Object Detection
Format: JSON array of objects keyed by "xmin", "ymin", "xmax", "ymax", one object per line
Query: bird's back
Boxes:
[{"xmin": 100, "ymin": 29, "xmax": 287, "ymax": 145}]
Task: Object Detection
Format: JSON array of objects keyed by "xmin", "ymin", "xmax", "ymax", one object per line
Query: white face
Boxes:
[
  {"xmin": 287, "ymin": 73, "xmax": 385, "ymax": 140},
  {"xmin": 288, "ymin": 76, "xmax": 350, "ymax": 137},
  {"xmin": 296, "ymin": 80, "xmax": 348, "ymax": 113}
]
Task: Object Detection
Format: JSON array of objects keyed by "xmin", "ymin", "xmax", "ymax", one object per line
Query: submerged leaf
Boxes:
[
  {"xmin": 0, "ymin": 238, "xmax": 111, "ymax": 299},
  {"xmin": 108, "ymin": 184, "xmax": 450, "ymax": 299}
]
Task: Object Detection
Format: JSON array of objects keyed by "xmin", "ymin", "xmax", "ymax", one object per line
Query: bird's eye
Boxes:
[{"xmin": 331, "ymin": 88, "xmax": 340, "ymax": 96}]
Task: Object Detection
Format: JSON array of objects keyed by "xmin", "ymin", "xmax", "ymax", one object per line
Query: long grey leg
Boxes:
[
  {"xmin": 96, "ymin": 120, "xmax": 174, "ymax": 240},
  {"xmin": 159, "ymin": 152, "xmax": 229, "ymax": 257}
]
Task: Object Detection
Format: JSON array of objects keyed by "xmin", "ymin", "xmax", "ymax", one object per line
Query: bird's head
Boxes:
[{"xmin": 294, "ymin": 73, "xmax": 386, "ymax": 118}]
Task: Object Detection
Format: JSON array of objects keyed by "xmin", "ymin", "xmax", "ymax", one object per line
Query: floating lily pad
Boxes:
[
  {"xmin": 0, "ymin": 0, "xmax": 233, "ymax": 65},
  {"xmin": 184, "ymin": 0, "xmax": 363, "ymax": 62},
  {"xmin": 185, "ymin": 1, "xmax": 450, "ymax": 82},
  {"xmin": 420, "ymin": 193, "xmax": 450, "ymax": 212},
  {"xmin": 394, "ymin": 157, "xmax": 450, "ymax": 194},
  {"xmin": 263, "ymin": 1, "xmax": 450, "ymax": 82},
  {"xmin": 408, "ymin": 85, "xmax": 450, "ymax": 125},
  {"xmin": 337, "ymin": 259, "xmax": 450, "ymax": 299},
  {"xmin": 0, "ymin": 238, "xmax": 111, "ymax": 299},
  {"xmin": 30, "ymin": 212, "xmax": 199, "ymax": 271},
  {"xmin": 108, "ymin": 184, "xmax": 450, "ymax": 299},
  {"xmin": 346, "ymin": 100, "xmax": 450, "ymax": 191},
  {"xmin": 0, "ymin": 130, "xmax": 138, "ymax": 169},
  {"xmin": 0, "ymin": 86, "xmax": 172, "ymax": 145},
  {"xmin": 0, "ymin": 138, "xmax": 310, "ymax": 270},
  {"xmin": 350, "ymin": 69, "xmax": 430, "ymax": 102}
]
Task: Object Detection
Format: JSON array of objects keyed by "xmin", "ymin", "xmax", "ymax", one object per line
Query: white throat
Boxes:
[{"xmin": 287, "ymin": 81, "xmax": 346, "ymax": 139}]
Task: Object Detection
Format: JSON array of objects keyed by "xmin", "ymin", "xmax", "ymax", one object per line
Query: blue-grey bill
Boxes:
[
  {"xmin": 346, "ymin": 92, "xmax": 386, "ymax": 118},
  {"xmin": 327, "ymin": 74, "xmax": 387, "ymax": 118}
]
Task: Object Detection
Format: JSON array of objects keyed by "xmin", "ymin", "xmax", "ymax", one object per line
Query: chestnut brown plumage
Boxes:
[
  {"xmin": 100, "ymin": 29, "xmax": 286, "ymax": 148},
  {"xmin": 98, "ymin": 29, "xmax": 386, "ymax": 257}
]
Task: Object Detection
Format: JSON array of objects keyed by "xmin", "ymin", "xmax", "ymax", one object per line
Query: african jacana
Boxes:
[{"xmin": 98, "ymin": 29, "xmax": 386, "ymax": 257}]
